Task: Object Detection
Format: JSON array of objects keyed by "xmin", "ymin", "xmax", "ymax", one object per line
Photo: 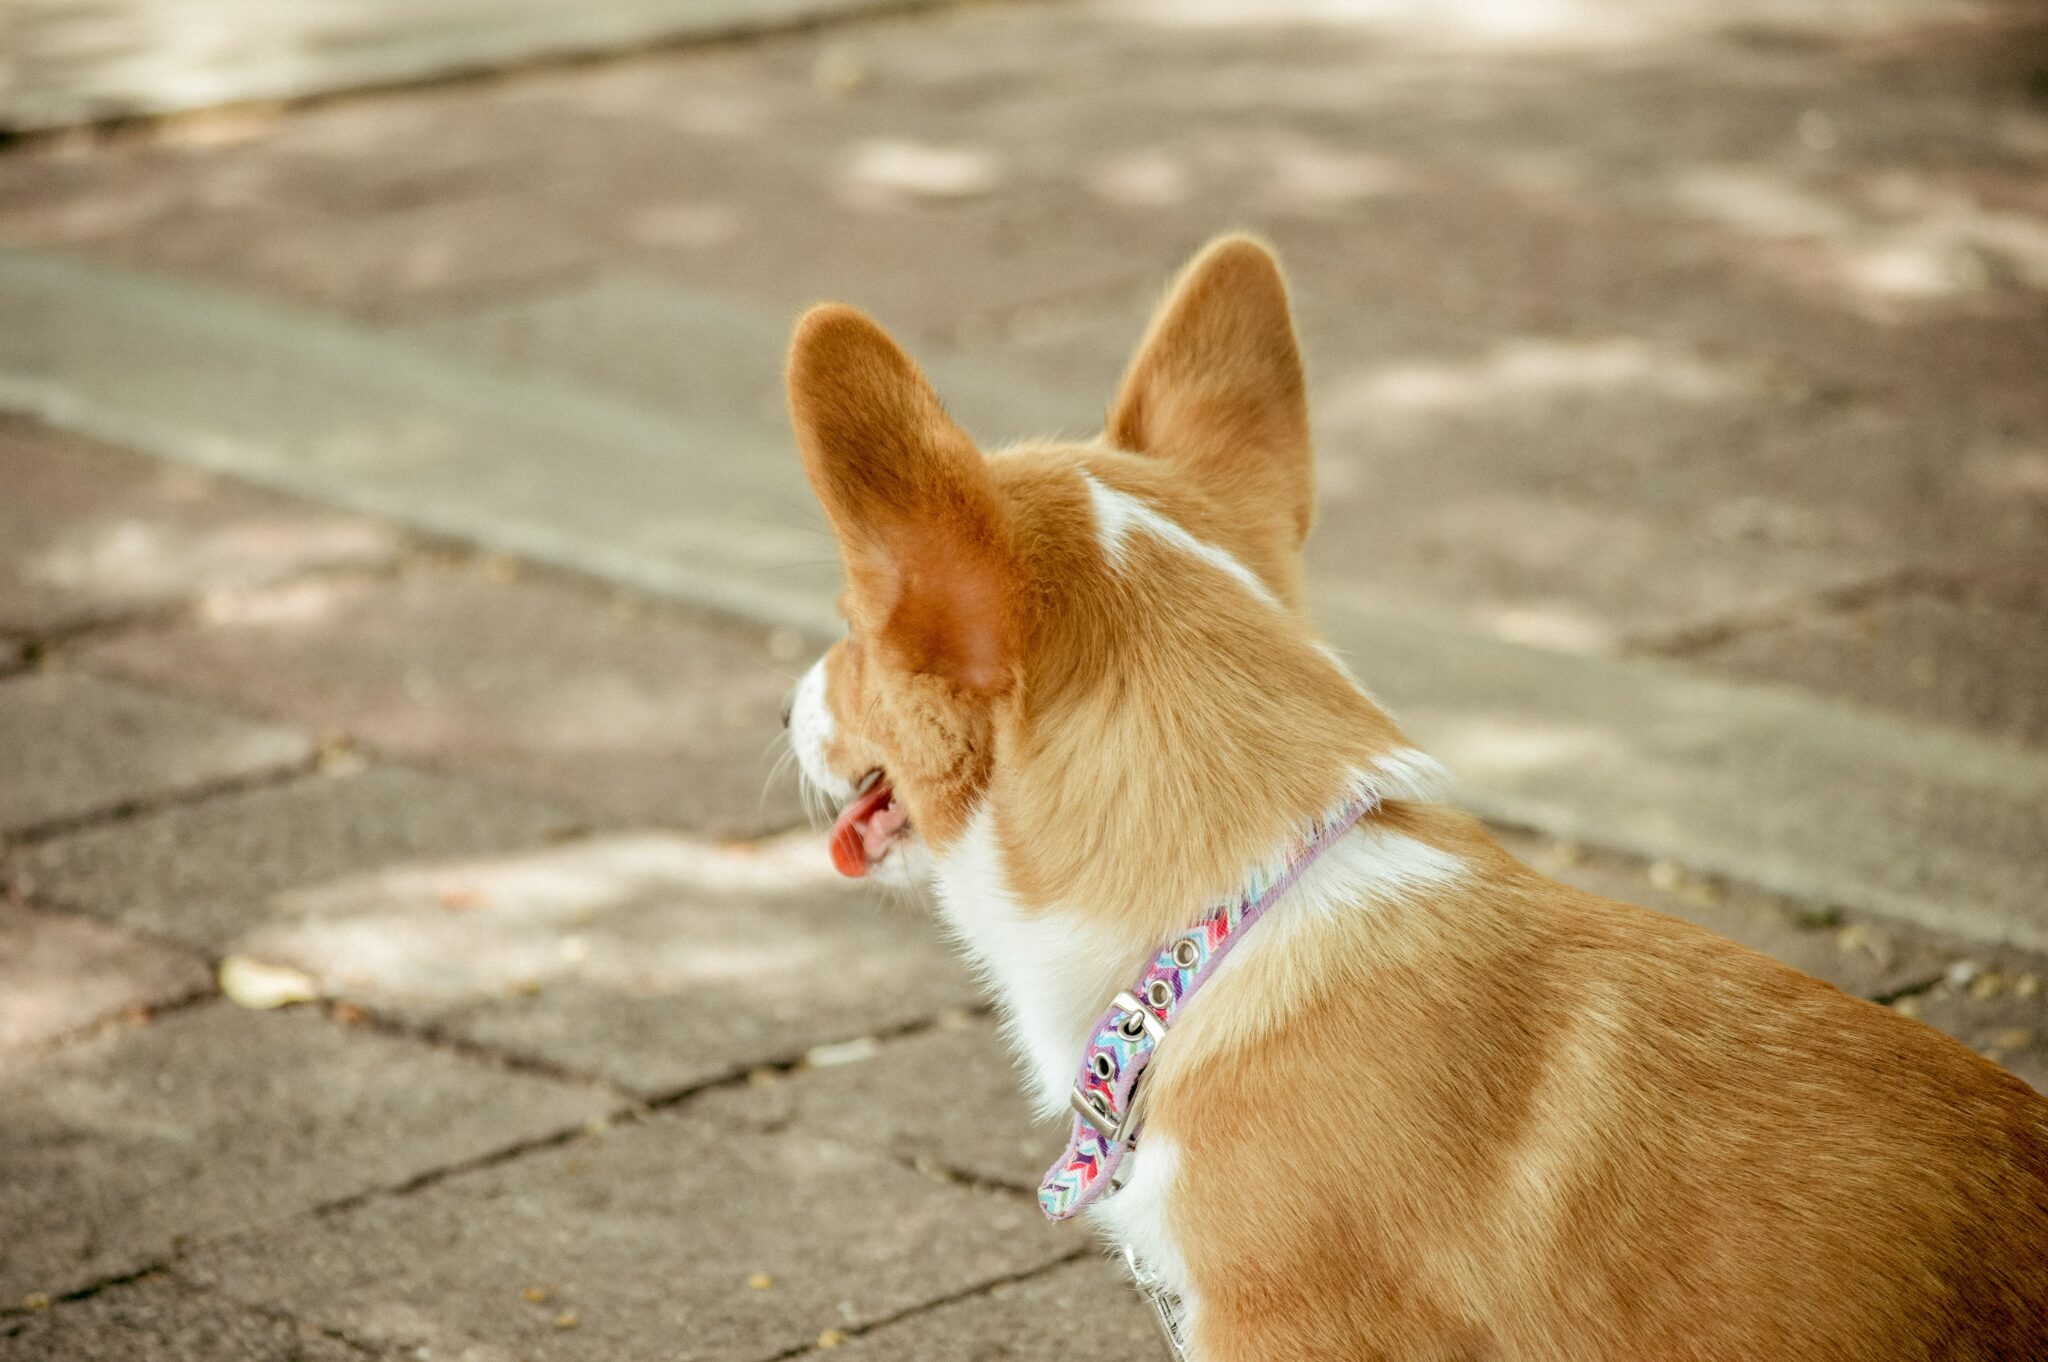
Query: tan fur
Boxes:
[{"xmin": 788, "ymin": 235, "xmax": 2048, "ymax": 1360}]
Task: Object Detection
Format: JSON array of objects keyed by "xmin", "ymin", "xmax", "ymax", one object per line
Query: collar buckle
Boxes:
[{"xmin": 1068, "ymin": 992, "xmax": 1165, "ymax": 1143}]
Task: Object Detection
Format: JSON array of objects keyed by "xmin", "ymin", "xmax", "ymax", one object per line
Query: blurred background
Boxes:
[{"xmin": 1, "ymin": 0, "xmax": 2044, "ymax": 1358}]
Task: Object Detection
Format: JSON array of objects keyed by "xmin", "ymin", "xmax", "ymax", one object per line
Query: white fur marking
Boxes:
[
  {"xmin": 1093, "ymin": 1136, "xmax": 1198, "ymax": 1338},
  {"xmin": 1363, "ymin": 749, "xmax": 1455, "ymax": 804},
  {"xmin": 788, "ymin": 656, "xmax": 852, "ymax": 803},
  {"xmin": 1084, "ymin": 474, "xmax": 1279, "ymax": 609},
  {"xmin": 930, "ymin": 806, "xmax": 1144, "ymax": 1118}
]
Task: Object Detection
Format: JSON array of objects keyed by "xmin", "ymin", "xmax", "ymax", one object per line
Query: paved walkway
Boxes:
[
  {"xmin": 1, "ymin": 0, "xmax": 2045, "ymax": 1356},
  {"xmin": 0, "ymin": 414, "xmax": 2043, "ymax": 1361}
]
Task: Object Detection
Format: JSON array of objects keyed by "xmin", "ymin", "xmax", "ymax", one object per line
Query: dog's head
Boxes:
[{"xmin": 786, "ymin": 236, "xmax": 1431, "ymax": 934}]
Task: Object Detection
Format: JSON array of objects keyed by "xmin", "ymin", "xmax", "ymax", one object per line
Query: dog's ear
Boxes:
[
  {"xmin": 1108, "ymin": 235, "xmax": 1314, "ymax": 542},
  {"xmin": 788, "ymin": 304, "xmax": 1018, "ymax": 695}
]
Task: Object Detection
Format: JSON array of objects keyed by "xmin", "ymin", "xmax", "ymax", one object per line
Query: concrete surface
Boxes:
[
  {"xmin": 0, "ymin": 1003, "xmax": 612, "ymax": 1302},
  {"xmin": 0, "ymin": 1274, "xmax": 366, "ymax": 1362},
  {"xmin": 82, "ymin": 564, "xmax": 809, "ymax": 836},
  {"xmin": 0, "ymin": 669, "xmax": 310, "ymax": 836},
  {"xmin": 183, "ymin": 1110, "xmax": 1082, "ymax": 1362},
  {"xmin": 0, "ymin": 0, "xmax": 957, "ymax": 131},
  {"xmin": 0, "ymin": 413, "xmax": 402, "ymax": 636},
  {"xmin": 0, "ymin": 902, "xmax": 210, "ymax": 1050},
  {"xmin": 11, "ymin": 764, "xmax": 584, "ymax": 950}
]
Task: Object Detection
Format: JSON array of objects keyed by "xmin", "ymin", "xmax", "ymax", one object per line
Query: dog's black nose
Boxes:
[{"xmin": 780, "ymin": 686, "xmax": 795, "ymax": 730}]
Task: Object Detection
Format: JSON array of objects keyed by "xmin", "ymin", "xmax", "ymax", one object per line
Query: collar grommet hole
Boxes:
[
  {"xmin": 1145, "ymin": 979, "xmax": 1173, "ymax": 1010},
  {"xmin": 1172, "ymin": 938, "xmax": 1201, "ymax": 969}
]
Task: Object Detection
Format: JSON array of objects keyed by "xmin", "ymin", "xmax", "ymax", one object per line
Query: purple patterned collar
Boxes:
[{"xmin": 1038, "ymin": 786, "xmax": 1379, "ymax": 1220}]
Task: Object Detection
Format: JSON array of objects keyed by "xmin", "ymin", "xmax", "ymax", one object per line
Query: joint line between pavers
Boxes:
[
  {"xmin": 760, "ymin": 1246, "xmax": 1096, "ymax": 1362},
  {"xmin": 642, "ymin": 1003, "xmax": 996, "ymax": 1112},
  {"xmin": 160, "ymin": 1267, "xmax": 389, "ymax": 1359},
  {"xmin": 1, "ymin": 751, "xmax": 323, "ymax": 849},
  {"xmin": 332, "ymin": 1001, "xmax": 644, "ymax": 1104}
]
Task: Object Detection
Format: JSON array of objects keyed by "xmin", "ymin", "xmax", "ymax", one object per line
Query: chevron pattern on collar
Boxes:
[{"xmin": 1038, "ymin": 786, "xmax": 1380, "ymax": 1221}]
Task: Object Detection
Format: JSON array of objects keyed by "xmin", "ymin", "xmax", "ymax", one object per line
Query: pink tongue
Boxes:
[{"xmin": 830, "ymin": 782, "xmax": 900, "ymax": 878}]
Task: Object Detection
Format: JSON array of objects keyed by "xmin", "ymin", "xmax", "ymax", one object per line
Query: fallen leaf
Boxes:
[{"xmin": 219, "ymin": 956, "xmax": 321, "ymax": 1010}]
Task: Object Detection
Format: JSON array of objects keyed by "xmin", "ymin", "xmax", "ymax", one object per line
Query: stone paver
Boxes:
[
  {"xmin": 234, "ymin": 831, "xmax": 984, "ymax": 1096},
  {"xmin": 10, "ymin": 764, "xmax": 584, "ymax": 951},
  {"xmin": 697, "ymin": 1015, "xmax": 1054, "ymax": 1191},
  {"xmin": 0, "ymin": 1003, "xmax": 612, "ymax": 1303},
  {"xmin": 829, "ymin": 1258, "xmax": 1161, "ymax": 1362},
  {"xmin": 0, "ymin": 670, "xmax": 310, "ymax": 836},
  {"xmin": 83, "ymin": 567, "xmax": 807, "ymax": 836},
  {"xmin": 0, "ymin": 1274, "xmax": 366, "ymax": 1362},
  {"xmin": 0, "ymin": 0, "xmax": 941, "ymax": 131},
  {"xmin": 0, "ymin": 902, "xmax": 210, "ymax": 1050},
  {"xmin": 184, "ymin": 1110, "xmax": 1080, "ymax": 1362},
  {"xmin": 0, "ymin": 412, "xmax": 403, "ymax": 636},
  {"xmin": 16, "ymin": 777, "xmax": 981, "ymax": 1094},
  {"xmin": 1673, "ymin": 579, "xmax": 2048, "ymax": 750}
]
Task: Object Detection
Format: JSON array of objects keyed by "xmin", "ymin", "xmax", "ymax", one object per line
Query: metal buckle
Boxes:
[{"xmin": 1069, "ymin": 993, "xmax": 1167, "ymax": 1144}]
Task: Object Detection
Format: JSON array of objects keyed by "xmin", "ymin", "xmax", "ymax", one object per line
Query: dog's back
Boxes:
[{"xmin": 1154, "ymin": 804, "xmax": 2048, "ymax": 1361}]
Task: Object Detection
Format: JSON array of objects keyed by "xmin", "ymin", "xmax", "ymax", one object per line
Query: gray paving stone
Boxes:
[
  {"xmin": 0, "ymin": 0, "xmax": 946, "ymax": 131},
  {"xmin": 83, "ymin": 567, "xmax": 806, "ymax": 836},
  {"xmin": 0, "ymin": 413, "xmax": 403, "ymax": 635},
  {"xmin": 0, "ymin": 903, "xmax": 210, "ymax": 1051},
  {"xmin": 233, "ymin": 831, "xmax": 984, "ymax": 1096},
  {"xmin": 829, "ymin": 1258, "xmax": 1162, "ymax": 1362},
  {"xmin": 696, "ymin": 1015, "xmax": 1055, "ymax": 1191},
  {"xmin": 11, "ymin": 765, "xmax": 584, "ymax": 952},
  {"xmin": 185, "ymin": 1109, "xmax": 1081, "ymax": 1362},
  {"xmin": 1492, "ymin": 828, "xmax": 1955, "ymax": 1002},
  {"xmin": 0, "ymin": 1003, "xmax": 612, "ymax": 1303},
  {"xmin": 0, "ymin": 1274, "xmax": 365, "ymax": 1362},
  {"xmin": 0, "ymin": 670, "xmax": 310, "ymax": 836},
  {"xmin": 1677, "ymin": 583, "xmax": 2048, "ymax": 751}
]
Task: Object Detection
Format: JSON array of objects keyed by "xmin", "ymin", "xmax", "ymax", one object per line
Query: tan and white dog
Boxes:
[{"xmin": 782, "ymin": 236, "xmax": 2048, "ymax": 1361}]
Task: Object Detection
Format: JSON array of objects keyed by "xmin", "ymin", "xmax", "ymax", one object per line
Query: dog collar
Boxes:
[{"xmin": 1038, "ymin": 785, "xmax": 1379, "ymax": 1221}]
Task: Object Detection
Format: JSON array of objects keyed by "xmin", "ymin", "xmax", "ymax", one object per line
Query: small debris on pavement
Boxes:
[
  {"xmin": 21, "ymin": 1293, "xmax": 50, "ymax": 1311},
  {"xmin": 219, "ymin": 955, "xmax": 321, "ymax": 1009},
  {"xmin": 746, "ymin": 1272, "xmax": 775, "ymax": 1290},
  {"xmin": 437, "ymin": 885, "xmax": 487, "ymax": 911},
  {"xmin": 554, "ymin": 1310, "xmax": 579, "ymax": 1329},
  {"xmin": 804, "ymin": 1036, "xmax": 880, "ymax": 1068},
  {"xmin": 522, "ymin": 1285, "xmax": 552, "ymax": 1304},
  {"xmin": 816, "ymin": 1329, "xmax": 848, "ymax": 1349}
]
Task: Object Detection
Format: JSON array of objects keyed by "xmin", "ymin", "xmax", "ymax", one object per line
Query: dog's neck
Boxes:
[{"xmin": 927, "ymin": 754, "xmax": 1458, "ymax": 1120}]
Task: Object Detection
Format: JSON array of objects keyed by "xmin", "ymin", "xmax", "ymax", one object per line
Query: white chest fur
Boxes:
[{"xmin": 927, "ymin": 793, "xmax": 1466, "ymax": 1355}]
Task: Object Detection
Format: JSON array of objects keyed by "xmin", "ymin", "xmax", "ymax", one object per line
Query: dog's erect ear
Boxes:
[
  {"xmin": 788, "ymin": 304, "xmax": 1018, "ymax": 695},
  {"xmin": 1108, "ymin": 235, "xmax": 1314, "ymax": 541}
]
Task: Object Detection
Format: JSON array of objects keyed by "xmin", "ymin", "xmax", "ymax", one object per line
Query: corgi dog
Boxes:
[{"xmin": 781, "ymin": 235, "xmax": 2048, "ymax": 1361}]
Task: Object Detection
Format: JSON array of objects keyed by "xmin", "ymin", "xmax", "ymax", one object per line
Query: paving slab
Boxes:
[
  {"xmin": 10, "ymin": 764, "xmax": 584, "ymax": 951},
  {"xmin": 827, "ymin": 1257, "xmax": 1161, "ymax": 1362},
  {"xmin": 0, "ymin": 1274, "xmax": 366, "ymax": 1362},
  {"xmin": 0, "ymin": 412, "xmax": 403, "ymax": 636},
  {"xmin": 82, "ymin": 565, "xmax": 807, "ymax": 836},
  {"xmin": 0, "ymin": 902, "xmax": 210, "ymax": 1051},
  {"xmin": 0, "ymin": 0, "xmax": 954, "ymax": 132},
  {"xmin": 0, "ymin": 1002, "xmax": 612, "ymax": 1303},
  {"xmin": 1674, "ymin": 583, "xmax": 2048, "ymax": 751},
  {"xmin": 233, "ymin": 831, "xmax": 985, "ymax": 1095},
  {"xmin": 184, "ymin": 1109, "xmax": 1081, "ymax": 1362},
  {"xmin": 696, "ymin": 1013, "xmax": 1056, "ymax": 1190},
  {"xmin": 0, "ymin": 669, "xmax": 310, "ymax": 836}
]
